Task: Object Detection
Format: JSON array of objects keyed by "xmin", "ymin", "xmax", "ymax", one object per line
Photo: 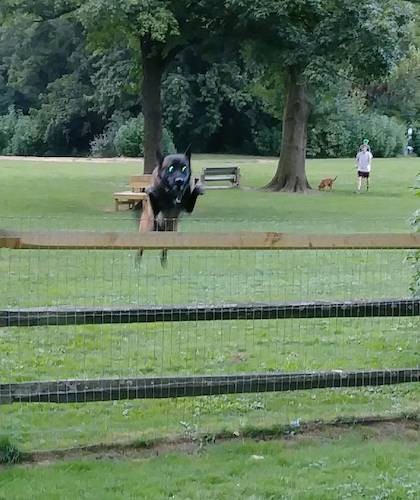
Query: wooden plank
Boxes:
[
  {"xmin": 113, "ymin": 192, "xmax": 148, "ymax": 199},
  {"xmin": 129, "ymin": 175, "xmax": 152, "ymax": 183},
  {"xmin": 1, "ymin": 369, "xmax": 418, "ymax": 404},
  {"xmin": 1, "ymin": 231, "xmax": 419, "ymax": 250},
  {"xmin": 129, "ymin": 175, "xmax": 152, "ymax": 192},
  {"xmin": 203, "ymin": 175, "xmax": 237, "ymax": 181},
  {"xmin": 2, "ymin": 299, "xmax": 419, "ymax": 327},
  {"xmin": 203, "ymin": 167, "xmax": 239, "ymax": 174}
]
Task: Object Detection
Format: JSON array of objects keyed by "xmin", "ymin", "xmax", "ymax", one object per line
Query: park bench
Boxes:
[
  {"xmin": 113, "ymin": 174, "xmax": 152, "ymax": 211},
  {"xmin": 200, "ymin": 166, "xmax": 240, "ymax": 189}
]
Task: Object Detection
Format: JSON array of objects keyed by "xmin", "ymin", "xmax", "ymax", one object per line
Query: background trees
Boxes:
[
  {"xmin": 0, "ymin": 0, "xmax": 418, "ymax": 176},
  {"xmin": 226, "ymin": 0, "xmax": 414, "ymax": 191}
]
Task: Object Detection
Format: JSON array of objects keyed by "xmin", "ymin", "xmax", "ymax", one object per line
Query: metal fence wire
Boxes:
[{"xmin": 0, "ymin": 219, "xmax": 419, "ymax": 452}]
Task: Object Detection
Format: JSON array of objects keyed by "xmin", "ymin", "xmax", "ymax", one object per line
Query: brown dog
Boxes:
[{"xmin": 318, "ymin": 176, "xmax": 337, "ymax": 191}]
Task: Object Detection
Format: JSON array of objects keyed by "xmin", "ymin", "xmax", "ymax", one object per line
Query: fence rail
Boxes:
[
  {"xmin": 1, "ymin": 230, "xmax": 419, "ymax": 410},
  {"xmin": 1, "ymin": 230, "xmax": 420, "ymax": 250},
  {"xmin": 2, "ymin": 369, "xmax": 419, "ymax": 404},
  {"xmin": 2, "ymin": 299, "xmax": 419, "ymax": 327}
]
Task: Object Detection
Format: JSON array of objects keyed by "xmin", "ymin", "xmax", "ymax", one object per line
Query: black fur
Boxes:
[
  {"xmin": 147, "ymin": 146, "xmax": 203, "ymax": 231},
  {"xmin": 136, "ymin": 147, "xmax": 203, "ymax": 266}
]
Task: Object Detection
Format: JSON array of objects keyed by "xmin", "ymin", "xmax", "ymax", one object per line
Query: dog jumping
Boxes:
[
  {"xmin": 318, "ymin": 176, "xmax": 337, "ymax": 191},
  {"xmin": 137, "ymin": 146, "xmax": 204, "ymax": 264}
]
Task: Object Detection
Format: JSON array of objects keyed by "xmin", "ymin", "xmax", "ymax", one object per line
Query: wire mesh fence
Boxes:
[{"xmin": 0, "ymin": 217, "xmax": 419, "ymax": 452}]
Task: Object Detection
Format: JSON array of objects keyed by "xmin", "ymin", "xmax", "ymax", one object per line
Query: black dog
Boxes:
[{"xmin": 138, "ymin": 146, "xmax": 203, "ymax": 263}]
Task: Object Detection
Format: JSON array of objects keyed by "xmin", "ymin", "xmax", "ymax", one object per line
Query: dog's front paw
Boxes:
[{"xmin": 193, "ymin": 179, "xmax": 205, "ymax": 195}]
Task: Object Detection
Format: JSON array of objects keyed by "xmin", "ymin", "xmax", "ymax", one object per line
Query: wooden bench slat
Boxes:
[
  {"xmin": 201, "ymin": 166, "xmax": 240, "ymax": 189},
  {"xmin": 203, "ymin": 168, "xmax": 238, "ymax": 174},
  {"xmin": 203, "ymin": 175, "xmax": 237, "ymax": 181}
]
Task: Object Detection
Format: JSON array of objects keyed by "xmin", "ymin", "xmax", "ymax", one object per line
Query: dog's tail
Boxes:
[{"xmin": 333, "ymin": 176, "xmax": 337, "ymax": 181}]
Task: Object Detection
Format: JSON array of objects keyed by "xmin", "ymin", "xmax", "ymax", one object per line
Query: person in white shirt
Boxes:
[{"xmin": 355, "ymin": 143, "xmax": 373, "ymax": 192}]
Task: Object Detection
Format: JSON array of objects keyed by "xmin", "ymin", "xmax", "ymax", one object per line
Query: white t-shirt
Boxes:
[{"xmin": 356, "ymin": 151, "xmax": 373, "ymax": 172}]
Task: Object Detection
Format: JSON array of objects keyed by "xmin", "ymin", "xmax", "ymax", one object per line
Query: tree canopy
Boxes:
[{"xmin": 0, "ymin": 0, "xmax": 418, "ymax": 176}]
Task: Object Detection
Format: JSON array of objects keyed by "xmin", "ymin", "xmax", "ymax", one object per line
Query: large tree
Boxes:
[
  {"xmin": 227, "ymin": 0, "xmax": 414, "ymax": 192},
  {"xmin": 1, "ymin": 0, "xmax": 215, "ymax": 172},
  {"xmin": 79, "ymin": 0, "xmax": 215, "ymax": 173}
]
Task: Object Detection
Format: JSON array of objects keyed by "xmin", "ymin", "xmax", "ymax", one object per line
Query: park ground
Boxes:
[
  {"xmin": 1, "ymin": 419, "xmax": 419, "ymax": 499},
  {"xmin": 0, "ymin": 155, "xmax": 419, "ymax": 498},
  {"xmin": 0, "ymin": 155, "xmax": 419, "ymax": 231}
]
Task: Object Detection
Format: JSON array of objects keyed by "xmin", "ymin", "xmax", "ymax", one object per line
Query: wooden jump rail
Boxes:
[
  {"xmin": 2, "ymin": 369, "xmax": 419, "ymax": 404},
  {"xmin": 2, "ymin": 299, "xmax": 419, "ymax": 327},
  {"xmin": 1, "ymin": 230, "xmax": 420, "ymax": 250}
]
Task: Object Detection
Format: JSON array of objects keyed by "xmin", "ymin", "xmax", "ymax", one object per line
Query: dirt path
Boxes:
[
  {"xmin": 0, "ymin": 155, "xmax": 143, "ymax": 164},
  {"xmin": 10, "ymin": 415, "xmax": 419, "ymax": 467}
]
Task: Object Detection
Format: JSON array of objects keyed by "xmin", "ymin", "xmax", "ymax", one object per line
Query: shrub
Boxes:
[
  {"xmin": 412, "ymin": 127, "xmax": 420, "ymax": 156},
  {"xmin": 90, "ymin": 130, "xmax": 117, "ymax": 157},
  {"xmin": 90, "ymin": 112, "xmax": 128, "ymax": 157},
  {"xmin": 411, "ymin": 174, "xmax": 420, "ymax": 297},
  {"xmin": 0, "ymin": 107, "xmax": 42, "ymax": 155},
  {"xmin": 106, "ymin": 114, "xmax": 175, "ymax": 158},
  {"xmin": 113, "ymin": 115, "xmax": 144, "ymax": 157},
  {"xmin": 0, "ymin": 436, "xmax": 23, "ymax": 464},
  {"xmin": 9, "ymin": 115, "xmax": 41, "ymax": 156},
  {"xmin": 253, "ymin": 126, "xmax": 280, "ymax": 156},
  {"xmin": 308, "ymin": 112, "xmax": 406, "ymax": 158},
  {"xmin": 161, "ymin": 127, "xmax": 176, "ymax": 156},
  {"xmin": 0, "ymin": 106, "xmax": 19, "ymax": 154},
  {"xmin": 356, "ymin": 114, "xmax": 406, "ymax": 158}
]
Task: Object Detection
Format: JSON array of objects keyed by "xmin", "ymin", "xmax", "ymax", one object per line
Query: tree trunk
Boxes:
[
  {"xmin": 265, "ymin": 66, "xmax": 311, "ymax": 192},
  {"xmin": 141, "ymin": 39, "xmax": 165, "ymax": 174}
]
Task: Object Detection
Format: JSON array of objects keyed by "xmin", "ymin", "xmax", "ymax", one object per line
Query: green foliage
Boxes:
[
  {"xmin": 162, "ymin": 55, "xmax": 281, "ymax": 155},
  {"xmin": 253, "ymin": 126, "xmax": 280, "ymax": 156},
  {"xmin": 89, "ymin": 47, "xmax": 140, "ymax": 117},
  {"xmin": 309, "ymin": 113, "xmax": 406, "ymax": 159},
  {"xmin": 9, "ymin": 114, "xmax": 41, "ymax": 155},
  {"xmin": 113, "ymin": 115, "xmax": 145, "ymax": 157},
  {"xmin": 89, "ymin": 131, "xmax": 117, "ymax": 157},
  {"xmin": 368, "ymin": 47, "xmax": 420, "ymax": 127},
  {"xmin": 412, "ymin": 127, "xmax": 420, "ymax": 155},
  {"xmin": 0, "ymin": 106, "xmax": 41, "ymax": 155},
  {"xmin": 0, "ymin": 106, "xmax": 19, "ymax": 153},
  {"xmin": 307, "ymin": 83, "xmax": 407, "ymax": 158},
  {"xmin": 0, "ymin": 0, "xmax": 417, "ymax": 158},
  {"xmin": 89, "ymin": 112, "xmax": 127, "ymax": 157},
  {"xmin": 92, "ymin": 113, "xmax": 175, "ymax": 157},
  {"xmin": 411, "ymin": 173, "xmax": 420, "ymax": 297},
  {"xmin": 0, "ymin": 436, "xmax": 23, "ymax": 464},
  {"xmin": 161, "ymin": 127, "xmax": 176, "ymax": 156},
  {"xmin": 360, "ymin": 114, "xmax": 406, "ymax": 158},
  {"xmin": 226, "ymin": 0, "xmax": 413, "ymax": 80}
]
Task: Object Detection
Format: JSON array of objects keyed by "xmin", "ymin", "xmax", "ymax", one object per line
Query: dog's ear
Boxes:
[
  {"xmin": 156, "ymin": 150, "xmax": 164, "ymax": 168},
  {"xmin": 184, "ymin": 144, "xmax": 191, "ymax": 164}
]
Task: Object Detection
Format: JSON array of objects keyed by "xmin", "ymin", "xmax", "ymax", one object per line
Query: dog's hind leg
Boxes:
[
  {"xmin": 135, "ymin": 248, "xmax": 144, "ymax": 266},
  {"xmin": 160, "ymin": 249, "xmax": 168, "ymax": 267}
]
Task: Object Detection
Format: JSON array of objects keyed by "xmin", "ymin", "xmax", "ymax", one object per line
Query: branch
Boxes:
[{"xmin": 33, "ymin": 4, "xmax": 81, "ymax": 23}]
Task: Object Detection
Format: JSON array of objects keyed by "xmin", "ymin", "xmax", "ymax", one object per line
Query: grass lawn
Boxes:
[
  {"xmin": 1, "ymin": 424, "xmax": 419, "ymax": 499},
  {"xmin": 0, "ymin": 155, "xmax": 419, "ymax": 457},
  {"xmin": 0, "ymin": 155, "xmax": 418, "ymax": 231}
]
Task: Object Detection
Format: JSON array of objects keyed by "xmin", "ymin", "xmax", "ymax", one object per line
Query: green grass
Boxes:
[
  {"xmin": 0, "ymin": 155, "xmax": 418, "ymax": 231},
  {"xmin": 0, "ymin": 436, "xmax": 22, "ymax": 465},
  {"xmin": 1, "ymin": 427, "xmax": 419, "ymax": 499},
  {"xmin": 0, "ymin": 155, "xmax": 419, "ymax": 453}
]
